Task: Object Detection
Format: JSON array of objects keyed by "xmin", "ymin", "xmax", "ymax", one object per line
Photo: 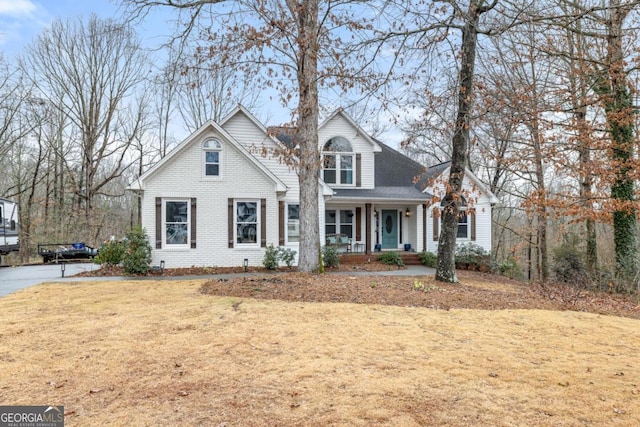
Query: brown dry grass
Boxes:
[{"xmin": 1, "ymin": 277, "xmax": 640, "ymax": 426}]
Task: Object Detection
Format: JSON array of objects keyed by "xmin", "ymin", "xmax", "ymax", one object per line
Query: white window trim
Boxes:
[
  {"xmin": 322, "ymin": 152, "xmax": 355, "ymax": 187},
  {"xmin": 438, "ymin": 207, "xmax": 470, "ymax": 241},
  {"xmin": 202, "ymin": 138, "xmax": 223, "ymax": 180},
  {"xmin": 325, "ymin": 209, "xmax": 354, "ymax": 239},
  {"xmin": 235, "ymin": 199, "xmax": 261, "ymax": 247},
  {"xmin": 163, "ymin": 199, "xmax": 191, "ymax": 248},
  {"xmin": 286, "ymin": 203, "xmax": 300, "ymax": 245}
]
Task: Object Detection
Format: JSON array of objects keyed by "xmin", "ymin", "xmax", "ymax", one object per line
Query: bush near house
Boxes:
[
  {"xmin": 94, "ymin": 240, "xmax": 125, "ymax": 266},
  {"xmin": 121, "ymin": 226, "xmax": 152, "ymax": 275},
  {"xmin": 454, "ymin": 243, "xmax": 492, "ymax": 272},
  {"xmin": 263, "ymin": 244, "xmax": 299, "ymax": 270},
  {"xmin": 418, "ymin": 251, "xmax": 437, "ymax": 268},
  {"xmin": 377, "ymin": 251, "xmax": 404, "ymax": 266},
  {"xmin": 322, "ymin": 245, "xmax": 340, "ymax": 268}
]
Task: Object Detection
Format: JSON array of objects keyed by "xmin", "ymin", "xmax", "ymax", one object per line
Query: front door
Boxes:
[{"xmin": 381, "ymin": 209, "xmax": 398, "ymax": 249}]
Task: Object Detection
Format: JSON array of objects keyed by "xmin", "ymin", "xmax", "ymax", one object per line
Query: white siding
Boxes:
[
  {"xmin": 424, "ymin": 176, "xmax": 494, "ymax": 254},
  {"xmin": 223, "ymin": 111, "xmax": 300, "ymax": 199}
]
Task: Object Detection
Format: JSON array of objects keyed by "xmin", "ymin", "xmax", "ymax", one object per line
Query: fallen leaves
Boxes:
[{"xmin": 198, "ymin": 271, "xmax": 640, "ymax": 319}]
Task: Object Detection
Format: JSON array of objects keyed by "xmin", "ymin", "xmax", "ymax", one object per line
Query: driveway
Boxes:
[{"xmin": 0, "ymin": 263, "xmax": 101, "ymax": 297}]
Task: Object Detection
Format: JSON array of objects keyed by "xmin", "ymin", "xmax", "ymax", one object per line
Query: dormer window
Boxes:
[
  {"xmin": 322, "ymin": 136, "xmax": 354, "ymax": 186},
  {"xmin": 203, "ymin": 138, "xmax": 222, "ymax": 177}
]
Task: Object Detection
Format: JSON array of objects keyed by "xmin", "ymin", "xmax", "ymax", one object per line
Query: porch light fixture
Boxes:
[
  {"xmin": 405, "ymin": 207, "xmax": 412, "ymax": 217},
  {"xmin": 243, "ymin": 258, "xmax": 249, "ymax": 272}
]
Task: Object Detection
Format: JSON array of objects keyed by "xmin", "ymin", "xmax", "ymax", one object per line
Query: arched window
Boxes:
[
  {"xmin": 322, "ymin": 137, "xmax": 354, "ymax": 185},
  {"xmin": 203, "ymin": 139, "xmax": 222, "ymax": 177}
]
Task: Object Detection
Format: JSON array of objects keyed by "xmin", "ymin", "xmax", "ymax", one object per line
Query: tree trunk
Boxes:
[
  {"xmin": 602, "ymin": 2, "xmax": 637, "ymax": 288},
  {"xmin": 530, "ymin": 120, "xmax": 548, "ymax": 281},
  {"xmin": 292, "ymin": 0, "xmax": 322, "ymax": 273},
  {"xmin": 436, "ymin": 1, "xmax": 485, "ymax": 283}
]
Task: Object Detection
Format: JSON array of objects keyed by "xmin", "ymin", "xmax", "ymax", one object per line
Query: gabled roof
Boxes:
[
  {"xmin": 270, "ymin": 126, "xmax": 300, "ymax": 149},
  {"xmin": 220, "ymin": 105, "xmax": 334, "ymax": 197},
  {"xmin": 128, "ymin": 120, "xmax": 287, "ymax": 192},
  {"xmin": 222, "ymin": 105, "xmax": 271, "ymax": 138},
  {"xmin": 319, "ymin": 108, "xmax": 382, "ymax": 152}
]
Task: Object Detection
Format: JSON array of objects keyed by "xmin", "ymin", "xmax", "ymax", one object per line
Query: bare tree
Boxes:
[
  {"xmin": 122, "ymin": 0, "xmax": 380, "ymax": 273},
  {"xmin": 22, "ymin": 15, "xmax": 151, "ymax": 240},
  {"xmin": 177, "ymin": 55, "xmax": 259, "ymax": 131},
  {"xmin": 0, "ymin": 55, "xmax": 29, "ymax": 165},
  {"xmin": 432, "ymin": 1, "xmax": 494, "ymax": 282}
]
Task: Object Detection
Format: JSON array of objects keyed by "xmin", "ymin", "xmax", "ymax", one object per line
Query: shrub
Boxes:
[
  {"xmin": 94, "ymin": 240, "xmax": 125, "ymax": 266},
  {"xmin": 552, "ymin": 239, "xmax": 586, "ymax": 284},
  {"xmin": 418, "ymin": 251, "xmax": 437, "ymax": 268},
  {"xmin": 378, "ymin": 251, "xmax": 404, "ymax": 266},
  {"xmin": 122, "ymin": 226, "xmax": 152, "ymax": 275},
  {"xmin": 455, "ymin": 242, "xmax": 491, "ymax": 272},
  {"xmin": 263, "ymin": 244, "xmax": 279, "ymax": 270},
  {"xmin": 497, "ymin": 257, "xmax": 523, "ymax": 280},
  {"xmin": 322, "ymin": 245, "xmax": 340, "ymax": 268},
  {"xmin": 277, "ymin": 247, "xmax": 297, "ymax": 268}
]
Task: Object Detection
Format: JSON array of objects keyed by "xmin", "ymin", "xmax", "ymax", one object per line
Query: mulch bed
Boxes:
[
  {"xmin": 199, "ymin": 270, "xmax": 640, "ymax": 319},
  {"xmin": 76, "ymin": 264, "xmax": 640, "ymax": 319}
]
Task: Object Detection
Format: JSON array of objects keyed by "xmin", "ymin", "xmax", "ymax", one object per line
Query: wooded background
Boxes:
[{"xmin": 2, "ymin": 1, "xmax": 640, "ymax": 288}]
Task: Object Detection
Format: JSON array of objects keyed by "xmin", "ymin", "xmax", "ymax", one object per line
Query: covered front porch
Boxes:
[{"xmin": 323, "ymin": 201, "xmax": 428, "ymax": 255}]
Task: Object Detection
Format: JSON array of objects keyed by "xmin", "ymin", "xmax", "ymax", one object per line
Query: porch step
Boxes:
[{"xmin": 400, "ymin": 253, "xmax": 422, "ymax": 265}]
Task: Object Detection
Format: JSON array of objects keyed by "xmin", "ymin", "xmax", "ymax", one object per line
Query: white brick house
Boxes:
[{"xmin": 129, "ymin": 106, "xmax": 498, "ymax": 268}]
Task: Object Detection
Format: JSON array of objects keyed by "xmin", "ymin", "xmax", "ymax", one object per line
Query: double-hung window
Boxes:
[
  {"xmin": 457, "ymin": 210, "xmax": 469, "ymax": 238},
  {"xmin": 203, "ymin": 139, "xmax": 222, "ymax": 177},
  {"xmin": 325, "ymin": 209, "xmax": 353, "ymax": 238},
  {"xmin": 322, "ymin": 137, "xmax": 354, "ymax": 186},
  {"xmin": 340, "ymin": 210, "xmax": 354, "ymax": 238},
  {"xmin": 287, "ymin": 204, "xmax": 300, "ymax": 243},
  {"xmin": 439, "ymin": 197, "xmax": 470, "ymax": 240},
  {"xmin": 325, "ymin": 210, "xmax": 337, "ymax": 235},
  {"xmin": 236, "ymin": 200, "xmax": 259, "ymax": 245},
  {"xmin": 165, "ymin": 200, "xmax": 190, "ymax": 246}
]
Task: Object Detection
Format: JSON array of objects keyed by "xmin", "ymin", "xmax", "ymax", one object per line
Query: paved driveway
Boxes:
[{"xmin": 0, "ymin": 263, "xmax": 100, "ymax": 297}]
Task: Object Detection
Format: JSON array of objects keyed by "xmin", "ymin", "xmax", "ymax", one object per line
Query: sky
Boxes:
[
  {"xmin": 0, "ymin": 0, "xmax": 406, "ymax": 146},
  {"xmin": 0, "ymin": 0, "xmax": 170, "ymax": 56}
]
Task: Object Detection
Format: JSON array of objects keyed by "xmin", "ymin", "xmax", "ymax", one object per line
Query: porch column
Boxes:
[
  {"xmin": 422, "ymin": 203, "xmax": 428, "ymax": 252},
  {"xmin": 365, "ymin": 203, "xmax": 372, "ymax": 254}
]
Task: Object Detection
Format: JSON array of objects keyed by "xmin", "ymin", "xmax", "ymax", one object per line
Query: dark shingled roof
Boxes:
[
  {"xmin": 271, "ymin": 127, "xmax": 451, "ymax": 201},
  {"xmin": 271, "ymin": 126, "xmax": 300, "ymax": 149},
  {"xmin": 374, "ymin": 139, "xmax": 450, "ymax": 188}
]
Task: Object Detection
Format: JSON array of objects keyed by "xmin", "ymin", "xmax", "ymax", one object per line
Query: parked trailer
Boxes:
[
  {"xmin": 38, "ymin": 243, "xmax": 98, "ymax": 264},
  {"xmin": 0, "ymin": 198, "xmax": 19, "ymax": 257}
]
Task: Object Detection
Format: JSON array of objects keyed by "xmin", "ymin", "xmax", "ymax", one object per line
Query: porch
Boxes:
[{"xmin": 324, "ymin": 202, "xmax": 427, "ymax": 255}]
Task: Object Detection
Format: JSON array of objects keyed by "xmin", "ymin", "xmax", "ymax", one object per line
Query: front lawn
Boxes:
[{"xmin": 1, "ymin": 273, "xmax": 639, "ymax": 425}]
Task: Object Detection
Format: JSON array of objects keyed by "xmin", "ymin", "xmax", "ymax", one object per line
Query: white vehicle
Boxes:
[{"xmin": 0, "ymin": 198, "xmax": 19, "ymax": 256}]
